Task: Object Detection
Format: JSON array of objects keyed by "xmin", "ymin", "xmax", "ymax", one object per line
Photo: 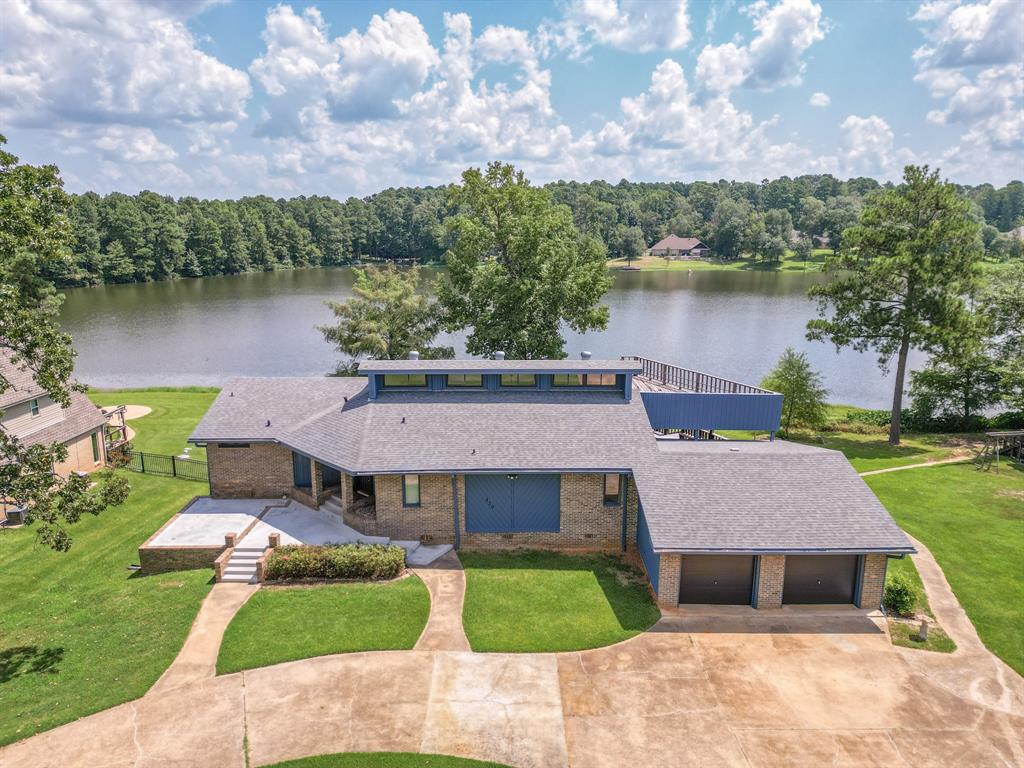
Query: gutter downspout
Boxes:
[
  {"xmin": 620, "ymin": 474, "xmax": 629, "ymax": 553},
  {"xmin": 451, "ymin": 473, "xmax": 460, "ymax": 550}
]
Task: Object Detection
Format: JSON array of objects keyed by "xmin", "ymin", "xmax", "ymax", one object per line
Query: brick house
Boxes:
[
  {"xmin": 1, "ymin": 352, "xmax": 108, "ymax": 524},
  {"xmin": 646, "ymin": 235, "xmax": 710, "ymax": 260},
  {"xmin": 189, "ymin": 354, "xmax": 913, "ymax": 610}
]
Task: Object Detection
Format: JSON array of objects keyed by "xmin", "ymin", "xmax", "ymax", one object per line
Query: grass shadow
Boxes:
[{"xmin": 0, "ymin": 645, "xmax": 65, "ymax": 684}]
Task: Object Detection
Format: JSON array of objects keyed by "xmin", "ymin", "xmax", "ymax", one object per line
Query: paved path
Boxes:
[
  {"xmin": 895, "ymin": 534, "xmax": 1024, "ymax": 717},
  {"xmin": 412, "ymin": 551, "xmax": 471, "ymax": 652},
  {"xmin": 149, "ymin": 582, "xmax": 259, "ymax": 695},
  {"xmin": 858, "ymin": 456, "xmax": 970, "ymax": 476},
  {"xmin": 4, "ymin": 557, "xmax": 1023, "ymax": 767}
]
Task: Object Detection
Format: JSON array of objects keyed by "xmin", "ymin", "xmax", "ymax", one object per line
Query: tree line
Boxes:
[{"xmin": 50, "ymin": 174, "xmax": 1024, "ymax": 287}]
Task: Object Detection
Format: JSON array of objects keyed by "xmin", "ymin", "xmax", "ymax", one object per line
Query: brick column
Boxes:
[
  {"xmin": 755, "ymin": 555, "xmax": 785, "ymax": 609},
  {"xmin": 311, "ymin": 459, "xmax": 322, "ymax": 502},
  {"xmin": 857, "ymin": 554, "xmax": 888, "ymax": 609},
  {"xmin": 657, "ymin": 554, "xmax": 681, "ymax": 607}
]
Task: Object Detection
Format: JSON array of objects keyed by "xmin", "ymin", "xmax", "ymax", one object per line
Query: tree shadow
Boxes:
[{"xmin": 0, "ymin": 645, "xmax": 65, "ymax": 684}]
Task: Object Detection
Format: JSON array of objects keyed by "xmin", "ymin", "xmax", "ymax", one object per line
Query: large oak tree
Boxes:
[{"xmin": 437, "ymin": 162, "xmax": 611, "ymax": 359}]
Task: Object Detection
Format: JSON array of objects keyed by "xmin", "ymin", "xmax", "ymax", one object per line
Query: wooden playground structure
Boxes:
[{"xmin": 974, "ymin": 430, "xmax": 1024, "ymax": 471}]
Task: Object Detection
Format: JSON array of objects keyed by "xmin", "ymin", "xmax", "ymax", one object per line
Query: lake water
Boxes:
[{"xmin": 59, "ymin": 266, "xmax": 923, "ymax": 408}]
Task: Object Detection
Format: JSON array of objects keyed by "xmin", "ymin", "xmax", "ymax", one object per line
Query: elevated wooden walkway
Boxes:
[{"xmin": 624, "ymin": 355, "xmax": 776, "ymax": 395}]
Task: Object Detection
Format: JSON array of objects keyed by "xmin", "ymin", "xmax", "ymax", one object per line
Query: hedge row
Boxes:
[
  {"xmin": 265, "ymin": 544, "xmax": 406, "ymax": 581},
  {"xmin": 842, "ymin": 409, "xmax": 1024, "ymax": 434}
]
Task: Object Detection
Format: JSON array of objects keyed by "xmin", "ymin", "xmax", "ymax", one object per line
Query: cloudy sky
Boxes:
[{"xmin": 2, "ymin": 0, "xmax": 1022, "ymax": 198}]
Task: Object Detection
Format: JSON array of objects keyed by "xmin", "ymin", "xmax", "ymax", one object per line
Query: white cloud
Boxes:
[
  {"xmin": 809, "ymin": 91, "xmax": 830, "ymax": 107},
  {"xmin": 913, "ymin": 0, "xmax": 1023, "ymax": 69},
  {"xmin": 696, "ymin": 0, "xmax": 827, "ymax": 92},
  {"xmin": 911, "ymin": 0, "xmax": 1024, "ymax": 180},
  {"xmin": 94, "ymin": 127, "xmax": 178, "ymax": 163},
  {"xmin": 541, "ymin": 0, "xmax": 691, "ymax": 58},
  {"xmin": 0, "ymin": 0, "xmax": 251, "ymax": 128},
  {"xmin": 838, "ymin": 114, "xmax": 915, "ymax": 177}
]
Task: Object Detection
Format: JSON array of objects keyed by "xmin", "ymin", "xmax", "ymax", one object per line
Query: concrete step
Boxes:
[
  {"xmin": 221, "ymin": 574, "xmax": 257, "ymax": 583},
  {"xmin": 228, "ymin": 552, "xmax": 262, "ymax": 561},
  {"xmin": 406, "ymin": 543, "xmax": 453, "ymax": 567}
]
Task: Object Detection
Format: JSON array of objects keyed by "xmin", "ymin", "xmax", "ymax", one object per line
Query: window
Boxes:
[
  {"xmin": 500, "ymin": 373, "xmax": 536, "ymax": 387},
  {"xmin": 30, "ymin": 398, "xmax": 40, "ymax": 417},
  {"xmin": 402, "ymin": 474, "xmax": 421, "ymax": 506},
  {"xmin": 91, "ymin": 432, "xmax": 101, "ymax": 462},
  {"xmin": 217, "ymin": 442, "xmax": 250, "ymax": 449},
  {"xmin": 552, "ymin": 373, "xmax": 616, "ymax": 387},
  {"xmin": 382, "ymin": 374, "xmax": 427, "ymax": 388},
  {"xmin": 552, "ymin": 374, "xmax": 584, "ymax": 387},
  {"xmin": 603, "ymin": 473, "xmax": 621, "ymax": 505},
  {"xmin": 446, "ymin": 373, "xmax": 483, "ymax": 388}
]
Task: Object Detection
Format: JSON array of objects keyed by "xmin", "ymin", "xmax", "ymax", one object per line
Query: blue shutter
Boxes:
[
  {"xmin": 292, "ymin": 452, "xmax": 312, "ymax": 488},
  {"xmin": 465, "ymin": 475, "xmax": 513, "ymax": 532},
  {"xmin": 511, "ymin": 474, "xmax": 560, "ymax": 532}
]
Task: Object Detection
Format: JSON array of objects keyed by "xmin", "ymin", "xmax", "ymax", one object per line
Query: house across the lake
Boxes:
[
  {"xmin": 646, "ymin": 235, "xmax": 711, "ymax": 260},
  {"xmin": 174, "ymin": 352, "xmax": 914, "ymax": 611},
  {"xmin": 1, "ymin": 352, "xmax": 108, "ymax": 524}
]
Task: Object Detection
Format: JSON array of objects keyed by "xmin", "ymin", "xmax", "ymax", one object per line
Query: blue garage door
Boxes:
[{"xmin": 465, "ymin": 474, "xmax": 560, "ymax": 532}]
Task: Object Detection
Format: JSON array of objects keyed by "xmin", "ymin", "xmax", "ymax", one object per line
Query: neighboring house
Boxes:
[
  {"xmin": 188, "ymin": 353, "xmax": 913, "ymax": 611},
  {"xmin": 647, "ymin": 235, "xmax": 711, "ymax": 260},
  {"xmin": 0, "ymin": 353, "xmax": 107, "ymax": 479}
]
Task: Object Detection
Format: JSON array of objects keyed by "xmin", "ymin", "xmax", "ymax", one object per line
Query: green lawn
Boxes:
[
  {"xmin": 0, "ymin": 472, "xmax": 212, "ymax": 746},
  {"xmin": 886, "ymin": 555, "xmax": 933, "ymax": 616},
  {"xmin": 460, "ymin": 551, "xmax": 660, "ymax": 653},
  {"xmin": 866, "ymin": 463, "xmax": 1024, "ymax": 674},
  {"xmin": 888, "ymin": 620, "xmax": 957, "ymax": 654},
  {"xmin": 608, "ymin": 248, "xmax": 830, "ymax": 273},
  {"xmin": 217, "ymin": 578, "xmax": 430, "ymax": 674},
  {"xmin": 87, "ymin": 387, "xmax": 219, "ymax": 459},
  {"xmin": 266, "ymin": 754, "xmax": 512, "ymax": 768}
]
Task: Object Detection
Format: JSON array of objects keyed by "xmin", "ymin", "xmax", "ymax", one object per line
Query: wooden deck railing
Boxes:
[{"xmin": 622, "ymin": 355, "xmax": 775, "ymax": 395}]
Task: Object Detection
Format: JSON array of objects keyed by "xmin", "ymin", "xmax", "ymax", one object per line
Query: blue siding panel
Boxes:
[
  {"xmin": 641, "ymin": 392, "xmax": 783, "ymax": 432},
  {"xmin": 511, "ymin": 474, "xmax": 561, "ymax": 532},
  {"xmin": 464, "ymin": 474, "xmax": 513, "ymax": 532},
  {"xmin": 637, "ymin": 503, "xmax": 660, "ymax": 593},
  {"xmin": 465, "ymin": 474, "xmax": 561, "ymax": 533}
]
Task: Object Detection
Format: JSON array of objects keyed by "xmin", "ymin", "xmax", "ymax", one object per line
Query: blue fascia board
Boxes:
[
  {"xmin": 652, "ymin": 546, "xmax": 917, "ymax": 555},
  {"xmin": 641, "ymin": 391, "xmax": 783, "ymax": 432}
]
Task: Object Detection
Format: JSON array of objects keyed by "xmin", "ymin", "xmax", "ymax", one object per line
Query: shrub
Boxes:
[
  {"xmin": 265, "ymin": 543, "xmax": 405, "ymax": 581},
  {"xmin": 884, "ymin": 574, "xmax": 919, "ymax": 616}
]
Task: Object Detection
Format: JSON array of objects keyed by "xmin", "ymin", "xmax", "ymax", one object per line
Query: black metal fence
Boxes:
[{"xmin": 121, "ymin": 450, "xmax": 209, "ymax": 483}]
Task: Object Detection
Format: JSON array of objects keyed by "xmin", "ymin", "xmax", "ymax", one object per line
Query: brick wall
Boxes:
[
  {"xmin": 460, "ymin": 473, "xmax": 627, "ymax": 551},
  {"xmin": 656, "ymin": 553, "xmax": 681, "ymax": 606},
  {"xmin": 139, "ymin": 545, "xmax": 224, "ymax": 574},
  {"xmin": 373, "ymin": 473, "xmax": 456, "ymax": 543},
  {"xmin": 858, "ymin": 553, "xmax": 888, "ymax": 609},
  {"xmin": 207, "ymin": 442, "xmax": 293, "ymax": 498},
  {"xmin": 756, "ymin": 555, "xmax": 785, "ymax": 609}
]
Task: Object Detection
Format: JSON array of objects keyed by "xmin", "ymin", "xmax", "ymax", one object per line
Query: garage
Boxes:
[
  {"xmin": 678, "ymin": 555, "xmax": 755, "ymax": 605},
  {"xmin": 465, "ymin": 473, "xmax": 561, "ymax": 533},
  {"xmin": 782, "ymin": 555, "xmax": 859, "ymax": 604}
]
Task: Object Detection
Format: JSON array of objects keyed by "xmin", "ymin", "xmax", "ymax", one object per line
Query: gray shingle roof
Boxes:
[
  {"xmin": 191, "ymin": 378, "xmax": 913, "ymax": 555},
  {"xmin": 8, "ymin": 391, "xmax": 107, "ymax": 448},
  {"xmin": 634, "ymin": 440, "xmax": 914, "ymax": 554},
  {"xmin": 192, "ymin": 377, "xmax": 653, "ymax": 473},
  {"xmin": 360, "ymin": 359, "xmax": 641, "ymax": 373},
  {"xmin": 0, "ymin": 354, "xmax": 44, "ymax": 409}
]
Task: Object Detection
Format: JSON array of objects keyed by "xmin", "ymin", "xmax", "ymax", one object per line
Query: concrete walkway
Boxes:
[
  {"xmin": 3, "ymin": 553, "xmax": 1023, "ymax": 768},
  {"xmin": 412, "ymin": 551, "xmax": 471, "ymax": 652},
  {"xmin": 895, "ymin": 534, "xmax": 1024, "ymax": 716},
  {"xmin": 150, "ymin": 582, "xmax": 259, "ymax": 695},
  {"xmin": 858, "ymin": 456, "xmax": 970, "ymax": 476}
]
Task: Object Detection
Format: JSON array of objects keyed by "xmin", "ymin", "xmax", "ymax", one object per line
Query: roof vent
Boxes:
[
  {"xmin": 580, "ymin": 351, "xmax": 592, "ymax": 360},
  {"xmin": 729, "ymin": 447, "xmax": 740, "ymax": 452},
  {"xmin": 266, "ymin": 419, "xmax": 271, "ymax": 427},
  {"xmin": 495, "ymin": 351, "xmax": 505, "ymax": 360},
  {"xmin": 408, "ymin": 350, "xmax": 419, "ymax": 360}
]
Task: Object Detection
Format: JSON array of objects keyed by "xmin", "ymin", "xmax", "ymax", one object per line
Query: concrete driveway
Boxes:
[{"xmin": 3, "ymin": 607, "xmax": 1021, "ymax": 768}]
